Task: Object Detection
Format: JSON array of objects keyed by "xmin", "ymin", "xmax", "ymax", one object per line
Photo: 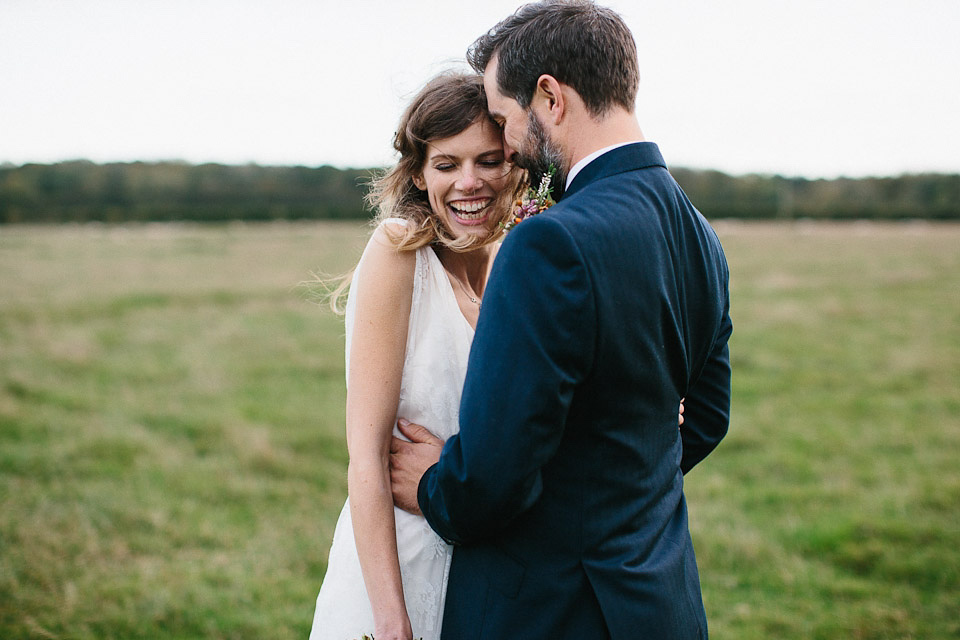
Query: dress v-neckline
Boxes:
[{"xmin": 427, "ymin": 246, "xmax": 477, "ymax": 334}]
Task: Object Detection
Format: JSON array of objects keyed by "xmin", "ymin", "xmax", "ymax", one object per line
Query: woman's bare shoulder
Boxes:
[{"xmin": 355, "ymin": 222, "xmax": 417, "ymax": 300}]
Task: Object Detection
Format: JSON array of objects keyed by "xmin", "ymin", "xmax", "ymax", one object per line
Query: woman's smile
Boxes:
[
  {"xmin": 448, "ymin": 198, "xmax": 492, "ymax": 224},
  {"xmin": 416, "ymin": 118, "xmax": 510, "ymax": 239}
]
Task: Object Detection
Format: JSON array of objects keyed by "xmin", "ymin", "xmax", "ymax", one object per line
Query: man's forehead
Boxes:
[
  {"xmin": 482, "ymin": 62, "xmax": 515, "ymax": 116},
  {"xmin": 481, "ymin": 65, "xmax": 498, "ymax": 97}
]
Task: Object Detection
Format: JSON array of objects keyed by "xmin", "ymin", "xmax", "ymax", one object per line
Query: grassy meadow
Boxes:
[{"xmin": 1, "ymin": 220, "xmax": 958, "ymax": 639}]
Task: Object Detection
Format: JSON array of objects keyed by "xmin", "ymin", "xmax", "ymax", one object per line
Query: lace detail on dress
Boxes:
[
  {"xmin": 412, "ymin": 239, "xmax": 427, "ymax": 318},
  {"xmin": 431, "ymin": 531, "xmax": 449, "ymax": 559},
  {"xmin": 310, "ymin": 221, "xmax": 470, "ymax": 640}
]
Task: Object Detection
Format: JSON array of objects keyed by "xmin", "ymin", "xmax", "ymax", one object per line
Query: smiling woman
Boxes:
[
  {"xmin": 414, "ymin": 119, "xmax": 512, "ymax": 237},
  {"xmin": 308, "ymin": 72, "xmax": 523, "ymax": 640},
  {"xmin": 365, "ymin": 73, "xmax": 520, "ymax": 252}
]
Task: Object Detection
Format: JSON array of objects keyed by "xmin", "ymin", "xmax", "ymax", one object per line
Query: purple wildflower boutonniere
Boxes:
[{"xmin": 501, "ymin": 165, "xmax": 557, "ymax": 232}]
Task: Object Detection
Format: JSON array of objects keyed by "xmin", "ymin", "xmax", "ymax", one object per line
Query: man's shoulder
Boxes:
[
  {"xmin": 546, "ymin": 165, "xmax": 676, "ymax": 231},
  {"xmin": 501, "ymin": 208, "xmax": 578, "ymax": 251},
  {"xmin": 564, "ymin": 142, "xmax": 669, "ymax": 197},
  {"xmin": 566, "ymin": 164, "xmax": 674, "ymax": 208}
]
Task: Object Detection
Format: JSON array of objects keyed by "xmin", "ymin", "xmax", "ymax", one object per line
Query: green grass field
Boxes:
[{"xmin": 1, "ymin": 221, "xmax": 958, "ymax": 639}]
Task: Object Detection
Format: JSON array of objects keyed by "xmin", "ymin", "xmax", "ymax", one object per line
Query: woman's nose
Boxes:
[{"xmin": 456, "ymin": 167, "xmax": 483, "ymax": 192}]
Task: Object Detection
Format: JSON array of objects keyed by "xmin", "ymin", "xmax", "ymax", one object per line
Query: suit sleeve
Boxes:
[
  {"xmin": 417, "ymin": 215, "xmax": 595, "ymax": 545},
  {"xmin": 680, "ymin": 268, "xmax": 732, "ymax": 474}
]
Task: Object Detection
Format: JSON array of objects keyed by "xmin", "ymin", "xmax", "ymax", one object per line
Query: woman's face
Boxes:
[{"xmin": 414, "ymin": 118, "xmax": 511, "ymax": 241}]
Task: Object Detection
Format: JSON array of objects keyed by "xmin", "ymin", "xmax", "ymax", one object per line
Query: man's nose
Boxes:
[{"xmin": 502, "ymin": 137, "xmax": 518, "ymax": 164}]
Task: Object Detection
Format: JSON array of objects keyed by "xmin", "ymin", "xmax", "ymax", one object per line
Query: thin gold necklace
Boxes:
[{"xmin": 449, "ymin": 272, "xmax": 482, "ymax": 309}]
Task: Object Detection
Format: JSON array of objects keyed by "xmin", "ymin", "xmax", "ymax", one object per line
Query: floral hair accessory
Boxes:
[{"xmin": 501, "ymin": 165, "xmax": 556, "ymax": 232}]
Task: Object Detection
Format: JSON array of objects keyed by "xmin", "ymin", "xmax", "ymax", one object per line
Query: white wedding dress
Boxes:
[{"xmin": 310, "ymin": 220, "xmax": 475, "ymax": 640}]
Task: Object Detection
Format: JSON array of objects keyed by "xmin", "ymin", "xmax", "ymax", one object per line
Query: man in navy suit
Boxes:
[{"xmin": 390, "ymin": 1, "xmax": 732, "ymax": 638}]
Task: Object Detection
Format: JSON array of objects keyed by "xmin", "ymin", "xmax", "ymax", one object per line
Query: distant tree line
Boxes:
[
  {"xmin": 1, "ymin": 160, "xmax": 957, "ymax": 224},
  {"xmin": 0, "ymin": 161, "xmax": 370, "ymax": 224},
  {"xmin": 671, "ymin": 168, "xmax": 960, "ymax": 221}
]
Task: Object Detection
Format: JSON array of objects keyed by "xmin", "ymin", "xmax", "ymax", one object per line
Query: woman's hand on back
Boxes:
[{"xmin": 374, "ymin": 612, "xmax": 415, "ymax": 640}]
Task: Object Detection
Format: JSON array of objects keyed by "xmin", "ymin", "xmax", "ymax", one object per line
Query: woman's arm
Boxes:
[{"xmin": 345, "ymin": 224, "xmax": 416, "ymax": 640}]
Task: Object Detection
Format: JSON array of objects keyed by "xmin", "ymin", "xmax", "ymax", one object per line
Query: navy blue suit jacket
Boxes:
[{"xmin": 418, "ymin": 143, "xmax": 732, "ymax": 639}]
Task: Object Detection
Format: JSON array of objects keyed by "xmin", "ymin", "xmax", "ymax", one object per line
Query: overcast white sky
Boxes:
[{"xmin": 1, "ymin": 0, "xmax": 958, "ymax": 178}]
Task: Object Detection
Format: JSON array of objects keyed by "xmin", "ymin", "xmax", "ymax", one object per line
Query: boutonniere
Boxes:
[{"xmin": 501, "ymin": 165, "xmax": 557, "ymax": 232}]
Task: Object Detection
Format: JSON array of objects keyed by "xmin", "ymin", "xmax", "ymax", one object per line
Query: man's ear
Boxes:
[
  {"xmin": 533, "ymin": 74, "xmax": 565, "ymax": 125},
  {"xmin": 412, "ymin": 174, "xmax": 426, "ymax": 190}
]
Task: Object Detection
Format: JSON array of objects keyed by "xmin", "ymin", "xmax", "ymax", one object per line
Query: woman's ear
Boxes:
[{"xmin": 412, "ymin": 174, "xmax": 426, "ymax": 190}]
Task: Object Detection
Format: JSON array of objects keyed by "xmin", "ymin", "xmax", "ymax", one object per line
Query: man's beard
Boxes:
[{"xmin": 514, "ymin": 110, "xmax": 567, "ymax": 200}]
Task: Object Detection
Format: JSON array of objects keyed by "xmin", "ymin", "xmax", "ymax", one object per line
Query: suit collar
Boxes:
[{"xmin": 561, "ymin": 142, "xmax": 666, "ymax": 200}]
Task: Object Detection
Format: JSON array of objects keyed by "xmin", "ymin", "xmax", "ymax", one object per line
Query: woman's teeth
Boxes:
[{"xmin": 450, "ymin": 200, "xmax": 490, "ymax": 220}]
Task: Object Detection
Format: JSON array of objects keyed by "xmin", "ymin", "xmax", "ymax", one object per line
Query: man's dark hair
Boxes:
[{"xmin": 467, "ymin": 0, "xmax": 639, "ymax": 117}]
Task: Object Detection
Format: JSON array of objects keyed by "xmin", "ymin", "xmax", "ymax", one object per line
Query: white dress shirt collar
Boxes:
[{"xmin": 565, "ymin": 141, "xmax": 638, "ymax": 191}]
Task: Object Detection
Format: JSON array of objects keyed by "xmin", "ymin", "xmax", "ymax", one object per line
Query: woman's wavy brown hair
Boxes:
[
  {"xmin": 318, "ymin": 72, "xmax": 524, "ymax": 312},
  {"xmin": 368, "ymin": 71, "xmax": 522, "ymax": 252}
]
